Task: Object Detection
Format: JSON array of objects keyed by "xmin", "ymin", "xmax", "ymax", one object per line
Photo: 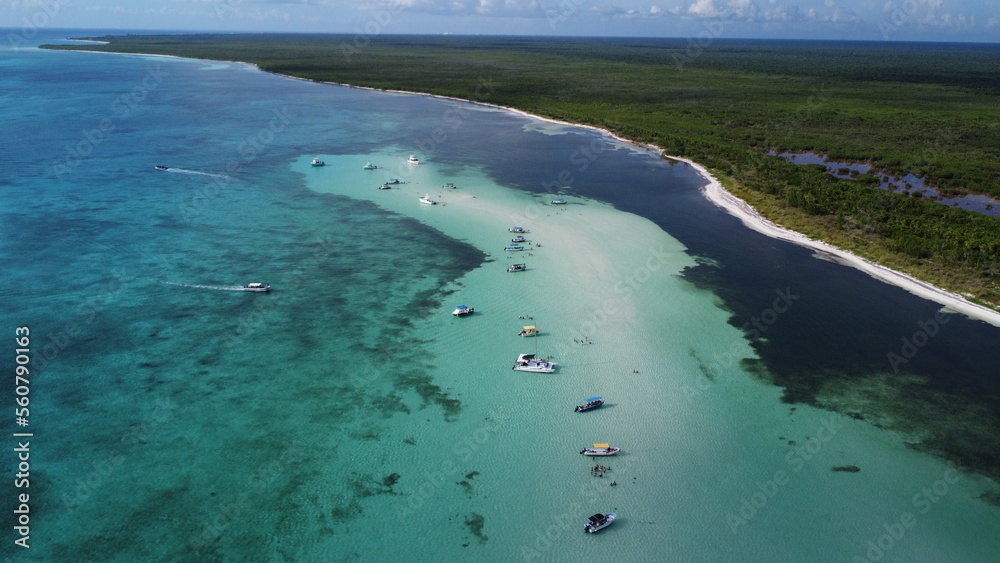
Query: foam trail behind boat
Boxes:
[
  {"xmin": 165, "ymin": 168, "xmax": 231, "ymax": 180},
  {"xmin": 159, "ymin": 281, "xmax": 247, "ymax": 291}
]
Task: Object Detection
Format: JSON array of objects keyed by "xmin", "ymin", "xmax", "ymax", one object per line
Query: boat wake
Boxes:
[
  {"xmin": 163, "ymin": 168, "xmax": 231, "ymax": 179},
  {"xmin": 158, "ymin": 281, "xmax": 247, "ymax": 291}
]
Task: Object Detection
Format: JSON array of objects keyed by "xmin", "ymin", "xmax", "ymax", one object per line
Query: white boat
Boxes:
[
  {"xmin": 154, "ymin": 164, "xmax": 169, "ymax": 171},
  {"xmin": 508, "ymin": 227, "xmax": 526, "ymax": 233},
  {"xmin": 442, "ymin": 183, "xmax": 456, "ymax": 189},
  {"xmin": 580, "ymin": 443, "xmax": 620, "ymax": 456},
  {"xmin": 452, "ymin": 305, "xmax": 474, "ymax": 316},
  {"xmin": 511, "ymin": 235, "xmax": 526, "ymax": 243},
  {"xmin": 378, "ymin": 184, "xmax": 393, "ymax": 190},
  {"xmin": 584, "ymin": 513, "xmax": 616, "ymax": 534},
  {"xmin": 505, "ymin": 244, "xmax": 525, "ymax": 252},
  {"xmin": 551, "ymin": 198, "xmax": 567, "ymax": 205},
  {"xmin": 311, "ymin": 158, "xmax": 325, "ymax": 167},
  {"xmin": 363, "ymin": 161, "xmax": 377, "ymax": 170},
  {"xmin": 408, "ymin": 155, "xmax": 420, "ymax": 165},
  {"xmin": 518, "ymin": 326, "xmax": 540, "ymax": 337},
  {"xmin": 512, "ymin": 353, "xmax": 555, "ymax": 373},
  {"xmin": 507, "ymin": 263, "xmax": 526, "ymax": 272},
  {"xmin": 242, "ymin": 282, "xmax": 270, "ymax": 293},
  {"xmin": 419, "ymin": 194, "xmax": 436, "ymax": 205}
]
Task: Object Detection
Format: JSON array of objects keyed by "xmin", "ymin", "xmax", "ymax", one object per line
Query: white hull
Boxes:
[
  {"xmin": 584, "ymin": 513, "xmax": 616, "ymax": 533},
  {"xmin": 512, "ymin": 354, "xmax": 555, "ymax": 373},
  {"xmin": 580, "ymin": 447, "xmax": 619, "ymax": 456}
]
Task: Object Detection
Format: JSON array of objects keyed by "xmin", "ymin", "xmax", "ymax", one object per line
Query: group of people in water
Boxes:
[{"xmin": 591, "ymin": 464, "xmax": 610, "ymax": 478}]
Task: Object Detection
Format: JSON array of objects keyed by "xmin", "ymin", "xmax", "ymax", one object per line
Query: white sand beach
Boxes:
[{"xmin": 690, "ymin": 157, "xmax": 1000, "ymax": 327}]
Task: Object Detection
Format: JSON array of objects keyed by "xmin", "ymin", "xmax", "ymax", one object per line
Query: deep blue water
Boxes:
[{"xmin": 3, "ymin": 30, "xmax": 1000, "ymax": 561}]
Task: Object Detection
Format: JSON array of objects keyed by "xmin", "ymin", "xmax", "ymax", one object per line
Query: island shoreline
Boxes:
[{"xmin": 50, "ymin": 43, "xmax": 1000, "ymax": 327}]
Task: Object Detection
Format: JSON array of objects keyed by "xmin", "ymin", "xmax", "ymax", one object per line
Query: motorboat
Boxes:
[
  {"xmin": 242, "ymin": 283, "xmax": 270, "ymax": 293},
  {"xmin": 452, "ymin": 305, "xmax": 474, "ymax": 316},
  {"xmin": 508, "ymin": 227, "xmax": 526, "ymax": 233},
  {"xmin": 408, "ymin": 155, "xmax": 420, "ymax": 165},
  {"xmin": 512, "ymin": 353, "xmax": 556, "ymax": 373},
  {"xmin": 378, "ymin": 184, "xmax": 393, "ymax": 189},
  {"xmin": 518, "ymin": 326, "xmax": 540, "ymax": 337},
  {"xmin": 419, "ymin": 194, "xmax": 436, "ymax": 205},
  {"xmin": 386, "ymin": 179, "xmax": 401, "ymax": 184},
  {"xmin": 511, "ymin": 235, "xmax": 526, "ymax": 243},
  {"xmin": 574, "ymin": 397, "xmax": 604, "ymax": 412},
  {"xmin": 154, "ymin": 165, "xmax": 169, "ymax": 171},
  {"xmin": 505, "ymin": 244, "xmax": 525, "ymax": 252},
  {"xmin": 442, "ymin": 183, "xmax": 456, "ymax": 189},
  {"xmin": 363, "ymin": 161, "xmax": 377, "ymax": 170},
  {"xmin": 507, "ymin": 263, "xmax": 526, "ymax": 272},
  {"xmin": 584, "ymin": 513, "xmax": 616, "ymax": 534},
  {"xmin": 311, "ymin": 158, "xmax": 325, "ymax": 167},
  {"xmin": 580, "ymin": 443, "xmax": 619, "ymax": 456},
  {"xmin": 551, "ymin": 198, "xmax": 567, "ymax": 204}
]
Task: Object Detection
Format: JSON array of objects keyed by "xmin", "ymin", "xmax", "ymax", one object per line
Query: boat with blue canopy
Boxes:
[
  {"xmin": 505, "ymin": 244, "xmax": 525, "ymax": 251},
  {"xmin": 452, "ymin": 305, "xmax": 474, "ymax": 316},
  {"xmin": 575, "ymin": 397, "xmax": 604, "ymax": 412}
]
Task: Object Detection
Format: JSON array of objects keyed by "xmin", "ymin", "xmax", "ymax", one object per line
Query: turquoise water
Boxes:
[{"xmin": 4, "ymin": 32, "xmax": 1000, "ymax": 562}]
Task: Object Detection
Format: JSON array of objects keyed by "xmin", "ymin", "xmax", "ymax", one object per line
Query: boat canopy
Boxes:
[
  {"xmin": 457, "ymin": 305, "xmax": 468, "ymax": 309},
  {"xmin": 593, "ymin": 443, "xmax": 609, "ymax": 449},
  {"xmin": 523, "ymin": 326, "xmax": 536, "ymax": 331},
  {"xmin": 585, "ymin": 396, "xmax": 602, "ymax": 402}
]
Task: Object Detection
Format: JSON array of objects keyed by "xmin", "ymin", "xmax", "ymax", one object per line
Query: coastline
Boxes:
[
  {"xmin": 303, "ymin": 76, "xmax": 1000, "ymax": 329},
  {"xmin": 45, "ymin": 43, "xmax": 1000, "ymax": 326}
]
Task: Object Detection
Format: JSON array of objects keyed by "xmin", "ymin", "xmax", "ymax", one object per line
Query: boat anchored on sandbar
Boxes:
[
  {"xmin": 512, "ymin": 353, "xmax": 555, "ymax": 373},
  {"xmin": 584, "ymin": 513, "xmax": 616, "ymax": 534},
  {"xmin": 580, "ymin": 443, "xmax": 619, "ymax": 456},
  {"xmin": 452, "ymin": 305, "xmax": 474, "ymax": 316},
  {"xmin": 508, "ymin": 227, "xmax": 526, "ymax": 233},
  {"xmin": 363, "ymin": 161, "xmax": 377, "ymax": 170},
  {"xmin": 574, "ymin": 397, "xmax": 604, "ymax": 412},
  {"xmin": 408, "ymin": 155, "xmax": 420, "ymax": 165},
  {"xmin": 518, "ymin": 326, "xmax": 540, "ymax": 337},
  {"xmin": 419, "ymin": 194, "xmax": 437, "ymax": 205},
  {"xmin": 551, "ymin": 198, "xmax": 567, "ymax": 205},
  {"xmin": 505, "ymin": 244, "xmax": 525, "ymax": 252},
  {"xmin": 507, "ymin": 263, "xmax": 526, "ymax": 272},
  {"xmin": 311, "ymin": 158, "xmax": 325, "ymax": 167}
]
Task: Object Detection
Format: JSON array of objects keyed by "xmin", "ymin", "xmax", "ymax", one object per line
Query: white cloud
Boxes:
[
  {"xmin": 685, "ymin": 0, "xmax": 758, "ymax": 20},
  {"xmin": 591, "ymin": 3, "xmax": 664, "ymax": 19}
]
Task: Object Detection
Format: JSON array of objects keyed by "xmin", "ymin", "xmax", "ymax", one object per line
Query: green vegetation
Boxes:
[{"xmin": 44, "ymin": 35, "xmax": 1000, "ymax": 308}]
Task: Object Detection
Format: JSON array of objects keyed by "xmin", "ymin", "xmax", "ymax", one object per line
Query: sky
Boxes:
[{"xmin": 1, "ymin": 0, "xmax": 998, "ymax": 43}]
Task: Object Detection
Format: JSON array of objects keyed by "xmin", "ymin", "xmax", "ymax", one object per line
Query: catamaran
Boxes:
[{"xmin": 512, "ymin": 354, "xmax": 556, "ymax": 373}]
